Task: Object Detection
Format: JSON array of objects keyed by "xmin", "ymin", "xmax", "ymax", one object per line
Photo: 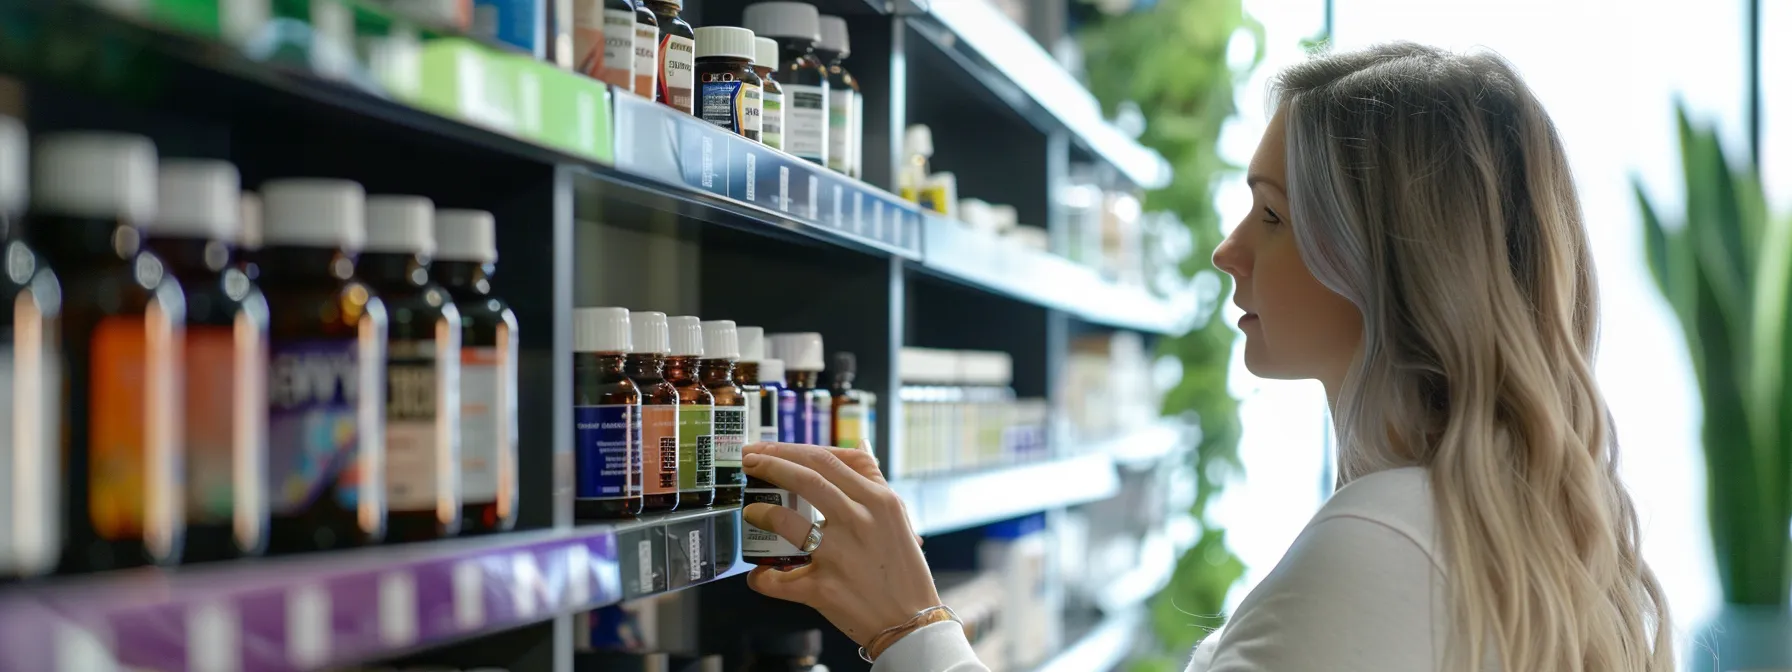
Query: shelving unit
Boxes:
[{"xmin": 0, "ymin": 0, "xmax": 1184, "ymax": 669}]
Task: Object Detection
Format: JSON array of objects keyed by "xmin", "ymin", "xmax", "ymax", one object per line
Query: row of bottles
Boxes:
[{"xmin": 0, "ymin": 119, "xmax": 519, "ymax": 578}]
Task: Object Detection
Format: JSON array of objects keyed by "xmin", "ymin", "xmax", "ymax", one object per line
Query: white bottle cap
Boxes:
[
  {"xmin": 435, "ymin": 209, "xmax": 498, "ymax": 263},
  {"xmin": 737, "ymin": 326, "xmax": 766, "ymax": 362},
  {"xmin": 574, "ymin": 307, "xmax": 632, "ymax": 353},
  {"xmin": 668, "ymin": 315, "xmax": 704, "ymax": 357},
  {"xmin": 769, "ymin": 332, "xmax": 824, "ymax": 371},
  {"xmin": 239, "ymin": 191, "xmax": 263, "ymax": 250},
  {"xmin": 153, "ymin": 159, "xmax": 241, "ymax": 241},
  {"xmin": 695, "ymin": 26, "xmax": 756, "ymax": 60},
  {"xmin": 632, "ymin": 311, "xmax": 671, "ymax": 355},
  {"xmin": 260, "ymin": 178, "xmax": 367, "ymax": 251},
  {"xmin": 904, "ymin": 125, "xmax": 934, "ymax": 158},
  {"xmin": 33, "ymin": 132, "xmax": 157, "ymax": 222},
  {"xmin": 759, "ymin": 358, "xmax": 785, "ymax": 383},
  {"xmin": 753, "ymin": 37, "xmax": 781, "ymax": 70},
  {"xmin": 700, "ymin": 320, "xmax": 739, "ymax": 360},
  {"xmin": 818, "ymin": 15, "xmax": 850, "ymax": 56},
  {"xmin": 743, "ymin": 2, "xmax": 821, "ymax": 42},
  {"xmin": 365, "ymin": 195, "xmax": 436, "ymax": 255},
  {"xmin": 0, "ymin": 116, "xmax": 26, "ymax": 215}
]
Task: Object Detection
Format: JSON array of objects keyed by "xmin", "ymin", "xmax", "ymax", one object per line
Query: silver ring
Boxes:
[{"xmin": 799, "ymin": 523, "xmax": 823, "ymax": 553}]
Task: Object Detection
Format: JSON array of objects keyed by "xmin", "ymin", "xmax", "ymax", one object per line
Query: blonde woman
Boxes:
[{"xmin": 737, "ymin": 43, "xmax": 1673, "ymax": 671}]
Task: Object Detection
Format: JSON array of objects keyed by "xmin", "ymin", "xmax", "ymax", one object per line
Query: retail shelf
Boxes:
[
  {"xmin": 890, "ymin": 451, "xmax": 1121, "ymax": 536},
  {"xmin": 918, "ymin": 215, "xmax": 1193, "ymax": 335},
  {"xmin": 592, "ymin": 93, "xmax": 925, "ymax": 257},
  {"xmin": 906, "ymin": 2, "xmax": 1171, "ymax": 190},
  {"xmin": 1032, "ymin": 607, "xmax": 1145, "ymax": 672},
  {"xmin": 1096, "ymin": 422, "xmax": 1187, "ymax": 470},
  {"xmin": 0, "ymin": 507, "xmax": 748, "ymax": 672}
]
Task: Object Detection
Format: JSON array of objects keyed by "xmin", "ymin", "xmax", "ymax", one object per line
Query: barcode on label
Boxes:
[
  {"xmin": 687, "ymin": 531, "xmax": 702, "ymax": 580},
  {"xmin": 746, "ymin": 152, "xmax": 757, "ymax": 201}
]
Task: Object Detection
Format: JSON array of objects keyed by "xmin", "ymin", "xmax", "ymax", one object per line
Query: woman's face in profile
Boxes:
[{"xmin": 1212, "ymin": 109, "xmax": 1362, "ymax": 386}]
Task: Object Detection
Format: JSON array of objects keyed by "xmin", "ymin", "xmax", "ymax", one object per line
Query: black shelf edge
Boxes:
[{"xmin": 906, "ymin": 4, "xmax": 1171, "ymax": 189}]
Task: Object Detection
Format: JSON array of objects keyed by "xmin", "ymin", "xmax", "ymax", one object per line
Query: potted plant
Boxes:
[{"xmin": 1635, "ymin": 103, "xmax": 1792, "ymax": 669}]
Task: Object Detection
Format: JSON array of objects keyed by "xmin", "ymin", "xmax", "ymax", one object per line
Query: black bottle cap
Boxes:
[{"xmin": 832, "ymin": 351, "xmax": 856, "ymax": 375}]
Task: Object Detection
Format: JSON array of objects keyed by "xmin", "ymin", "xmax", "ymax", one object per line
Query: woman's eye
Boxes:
[{"xmin": 1263, "ymin": 207, "xmax": 1283, "ymax": 225}]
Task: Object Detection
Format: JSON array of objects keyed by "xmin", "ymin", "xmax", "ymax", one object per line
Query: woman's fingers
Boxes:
[
  {"xmin": 742, "ymin": 450, "xmax": 860, "ymax": 521},
  {"xmin": 742, "ymin": 502, "xmax": 818, "ymax": 550},
  {"xmin": 832, "ymin": 442, "xmax": 889, "ymax": 486},
  {"xmin": 747, "ymin": 442, "xmax": 885, "ymax": 502},
  {"xmin": 747, "ymin": 564, "xmax": 818, "ymax": 604}
]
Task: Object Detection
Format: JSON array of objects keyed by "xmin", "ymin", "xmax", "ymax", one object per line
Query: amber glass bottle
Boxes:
[
  {"xmin": 645, "ymin": 0, "xmax": 695, "ymax": 114},
  {"xmin": 665, "ymin": 316, "xmax": 714, "ymax": 508},
  {"xmin": 362, "ymin": 196, "xmax": 461, "ymax": 543},
  {"xmin": 698, "ymin": 320, "xmax": 746, "ymax": 506},
  {"xmin": 575, "ymin": 307, "xmax": 643, "ymax": 519},
  {"xmin": 432, "ymin": 209, "xmax": 519, "ymax": 535},
  {"xmin": 626, "ymin": 312, "xmax": 679, "ymax": 512},
  {"xmin": 259, "ymin": 179, "xmax": 389, "ymax": 554},
  {"xmin": 828, "ymin": 351, "xmax": 873, "ymax": 450},
  {"xmin": 743, "ymin": 2, "xmax": 829, "ymax": 165},
  {"xmin": 148, "ymin": 160, "xmax": 271, "ymax": 563},
  {"xmin": 32, "ymin": 134, "xmax": 185, "ymax": 573},
  {"xmin": 0, "ymin": 117, "xmax": 62, "ymax": 579}
]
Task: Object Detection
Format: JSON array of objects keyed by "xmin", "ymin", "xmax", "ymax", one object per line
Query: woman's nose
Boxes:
[{"xmin": 1212, "ymin": 228, "xmax": 1249, "ymax": 279}]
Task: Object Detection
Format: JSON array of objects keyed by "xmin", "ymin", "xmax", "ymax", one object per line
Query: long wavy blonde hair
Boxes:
[{"xmin": 1274, "ymin": 44, "xmax": 1672, "ymax": 670}]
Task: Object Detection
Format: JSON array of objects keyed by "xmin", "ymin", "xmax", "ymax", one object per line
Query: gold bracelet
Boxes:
[{"xmin": 858, "ymin": 605, "xmax": 961, "ymax": 663}]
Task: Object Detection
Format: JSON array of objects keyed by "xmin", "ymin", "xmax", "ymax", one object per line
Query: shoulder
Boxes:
[
  {"xmin": 1199, "ymin": 467, "xmax": 1447, "ymax": 672},
  {"xmin": 1312, "ymin": 466, "xmax": 1443, "ymax": 570}
]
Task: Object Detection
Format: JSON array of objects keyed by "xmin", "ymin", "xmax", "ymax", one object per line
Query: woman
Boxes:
[{"xmin": 738, "ymin": 43, "xmax": 1674, "ymax": 671}]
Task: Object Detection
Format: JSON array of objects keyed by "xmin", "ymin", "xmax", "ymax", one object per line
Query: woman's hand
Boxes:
[{"xmin": 740, "ymin": 442, "xmax": 942, "ymax": 646}]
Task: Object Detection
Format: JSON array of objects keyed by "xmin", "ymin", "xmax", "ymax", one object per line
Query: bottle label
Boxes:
[
  {"xmin": 633, "ymin": 22, "xmax": 658, "ymax": 97},
  {"xmin": 712, "ymin": 406, "xmax": 747, "ymax": 467},
  {"xmin": 269, "ymin": 339, "xmax": 365, "ymax": 514},
  {"xmin": 641, "ymin": 403, "xmax": 679, "ymax": 496},
  {"xmin": 184, "ymin": 323, "xmax": 266, "ymax": 525},
  {"xmin": 759, "ymin": 385, "xmax": 782, "ymax": 443},
  {"xmin": 835, "ymin": 402, "xmax": 867, "ymax": 450},
  {"xmin": 89, "ymin": 315, "xmax": 179, "ymax": 542},
  {"xmin": 812, "ymin": 394, "xmax": 833, "ymax": 447},
  {"xmin": 677, "ymin": 404, "xmax": 713, "ymax": 491},
  {"xmin": 629, "ymin": 404, "xmax": 643, "ymax": 496},
  {"xmin": 783, "ymin": 83, "xmax": 828, "ymax": 163},
  {"xmin": 698, "ymin": 75, "xmax": 762, "ymax": 137},
  {"xmin": 385, "ymin": 340, "xmax": 456, "ymax": 510},
  {"xmin": 742, "ymin": 486, "xmax": 812, "ymax": 559},
  {"xmin": 575, "ymin": 4, "xmax": 637, "ymax": 89},
  {"xmin": 778, "ymin": 392, "xmax": 800, "ymax": 443},
  {"xmin": 574, "ymin": 404, "xmax": 635, "ymax": 498},
  {"xmin": 658, "ymin": 33, "xmax": 695, "ymax": 113},
  {"xmin": 459, "ymin": 344, "xmax": 513, "ymax": 502},
  {"xmin": 828, "ymin": 86, "xmax": 855, "ymax": 173},
  {"xmin": 742, "ymin": 387, "xmax": 761, "ymax": 450},
  {"xmin": 762, "ymin": 89, "xmax": 784, "ymax": 149}
]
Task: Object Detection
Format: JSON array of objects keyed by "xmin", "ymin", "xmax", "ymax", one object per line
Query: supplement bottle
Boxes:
[
  {"xmin": 575, "ymin": 0, "xmax": 637, "ymax": 90},
  {"xmin": 698, "ymin": 320, "xmax": 746, "ymax": 505},
  {"xmin": 665, "ymin": 316, "xmax": 714, "ymax": 508},
  {"xmin": 433, "ymin": 209, "xmax": 519, "ymax": 534},
  {"xmin": 693, "ymin": 27, "xmax": 763, "ymax": 142},
  {"xmin": 148, "ymin": 160, "xmax": 271, "ymax": 562},
  {"xmin": 734, "ymin": 326, "xmax": 766, "ymax": 447},
  {"xmin": 645, "ymin": 0, "xmax": 695, "ymax": 114},
  {"xmin": 898, "ymin": 125, "xmax": 933, "ymax": 206},
  {"xmin": 828, "ymin": 351, "xmax": 873, "ymax": 450},
  {"xmin": 363, "ymin": 196, "xmax": 462, "ymax": 543},
  {"xmin": 258, "ymin": 179, "xmax": 389, "ymax": 553},
  {"xmin": 753, "ymin": 38, "xmax": 785, "ymax": 151},
  {"xmin": 770, "ymin": 332, "xmax": 830, "ymax": 446},
  {"xmin": 32, "ymin": 133, "xmax": 185, "ymax": 573},
  {"xmin": 758, "ymin": 358, "xmax": 789, "ymax": 444},
  {"xmin": 237, "ymin": 191, "xmax": 262, "ymax": 279},
  {"xmin": 743, "ymin": 2, "xmax": 828, "ymax": 166},
  {"xmin": 742, "ymin": 437, "xmax": 813, "ymax": 568},
  {"xmin": 631, "ymin": 1, "xmax": 659, "ymax": 98},
  {"xmin": 573, "ymin": 307, "xmax": 642, "ymax": 519},
  {"xmin": 0, "ymin": 116, "xmax": 62, "ymax": 579},
  {"xmin": 625, "ymin": 311, "xmax": 678, "ymax": 512},
  {"xmin": 816, "ymin": 16, "xmax": 862, "ymax": 178}
]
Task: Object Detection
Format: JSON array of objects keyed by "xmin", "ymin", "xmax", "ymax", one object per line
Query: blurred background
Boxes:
[{"xmin": 0, "ymin": 0, "xmax": 1783, "ymax": 670}]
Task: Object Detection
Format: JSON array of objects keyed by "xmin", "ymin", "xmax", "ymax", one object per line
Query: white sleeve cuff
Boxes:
[{"xmin": 869, "ymin": 620, "xmax": 988, "ymax": 672}]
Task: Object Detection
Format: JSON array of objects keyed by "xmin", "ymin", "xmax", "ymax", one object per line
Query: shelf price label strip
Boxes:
[{"xmin": 0, "ymin": 533, "xmax": 621, "ymax": 672}]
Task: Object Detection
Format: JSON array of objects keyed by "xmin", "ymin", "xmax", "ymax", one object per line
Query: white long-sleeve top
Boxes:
[{"xmin": 872, "ymin": 467, "xmax": 1447, "ymax": 672}]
